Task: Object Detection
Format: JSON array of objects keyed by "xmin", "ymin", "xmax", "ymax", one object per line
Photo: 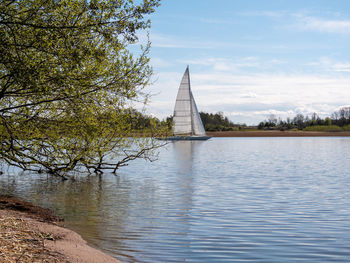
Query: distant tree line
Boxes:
[
  {"xmin": 258, "ymin": 107, "xmax": 350, "ymax": 131},
  {"xmin": 199, "ymin": 112, "xmax": 246, "ymax": 131},
  {"xmin": 138, "ymin": 107, "xmax": 350, "ymax": 133},
  {"xmin": 124, "ymin": 109, "xmax": 172, "ymax": 132}
]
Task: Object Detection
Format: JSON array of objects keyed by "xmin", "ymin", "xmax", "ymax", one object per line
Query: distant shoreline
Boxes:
[{"xmin": 206, "ymin": 131, "xmax": 350, "ymax": 137}]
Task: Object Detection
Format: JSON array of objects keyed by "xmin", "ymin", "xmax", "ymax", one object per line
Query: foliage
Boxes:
[
  {"xmin": 303, "ymin": 125, "xmax": 343, "ymax": 132},
  {"xmin": 257, "ymin": 107, "xmax": 350, "ymax": 131},
  {"xmin": 123, "ymin": 108, "xmax": 172, "ymax": 136},
  {"xmin": 199, "ymin": 112, "xmax": 246, "ymax": 131},
  {"xmin": 0, "ymin": 0, "xmax": 163, "ymax": 179},
  {"xmin": 331, "ymin": 107, "xmax": 350, "ymax": 126},
  {"xmin": 342, "ymin": 124, "xmax": 350, "ymax": 131}
]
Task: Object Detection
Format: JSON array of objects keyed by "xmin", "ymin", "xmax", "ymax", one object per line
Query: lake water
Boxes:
[{"xmin": 1, "ymin": 137, "xmax": 350, "ymax": 262}]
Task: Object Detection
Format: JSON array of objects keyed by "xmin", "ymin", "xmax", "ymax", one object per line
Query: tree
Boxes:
[
  {"xmin": 331, "ymin": 107, "xmax": 350, "ymax": 126},
  {"xmin": 325, "ymin": 117, "xmax": 332, "ymax": 126},
  {"xmin": 0, "ymin": 0, "xmax": 163, "ymax": 179},
  {"xmin": 267, "ymin": 114, "xmax": 278, "ymax": 126},
  {"xmin": 293, "ymin": 114, "xmax": 305, "ymax": 130},
  {"xmin": 199, "ymin": 111, "xmax": 243, "ymax": 131}
]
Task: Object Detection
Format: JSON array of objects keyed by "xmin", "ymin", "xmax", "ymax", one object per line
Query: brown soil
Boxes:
[
  {"xmin": 0, "ymin": 196, "xmax": 120, "ymax": 263},
  {"xmin": 0, "ymin": 195, "xmax": 63, "ymax": 224},
  {"xmin": 206, "ymin": 130, "xmax": 350, "ymax": 137}
]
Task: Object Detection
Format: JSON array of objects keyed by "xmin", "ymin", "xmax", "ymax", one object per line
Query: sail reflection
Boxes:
[
  {"xmin": 169, "ymin": 140, "xmax": 204, "ymax": 259},
  {"xmin": 172, "ymin": 141, "xmax": 203, "ymax": 174}
]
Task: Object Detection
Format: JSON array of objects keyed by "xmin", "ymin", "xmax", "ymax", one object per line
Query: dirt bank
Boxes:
[
  {"xmin": 206, "ymin": 131, "xmax": 350, "ymax": 137},
  {"xmin": 0, "ymin": 195, "xmax": 119, "ymax": 263}
]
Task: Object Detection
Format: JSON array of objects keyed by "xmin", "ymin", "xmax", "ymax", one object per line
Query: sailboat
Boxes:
[{"xmin": 165, "ymin": 66, "xmax": 211, "ymax": 141}]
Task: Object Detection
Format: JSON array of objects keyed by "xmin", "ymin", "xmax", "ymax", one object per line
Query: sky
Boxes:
[{"xmin": 141, "ymin": 0, "xmax": 350, "ymax": 125}]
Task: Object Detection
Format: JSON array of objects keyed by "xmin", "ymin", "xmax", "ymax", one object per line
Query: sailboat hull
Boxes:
[{"xmin": 158, "ymin": 135, "xmax": 212, "ymax": 141}]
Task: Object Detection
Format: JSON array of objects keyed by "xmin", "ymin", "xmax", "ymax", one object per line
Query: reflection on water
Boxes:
[
  {"xmin": 173, "ymin": 140, "xmax": 202, "ymax": 171},
  {"xmin": 172, "ymin": 141, "xmax": 202, "ymax": 224},
  {"xmin": 1, "ymin": 138, "xmax": 350, "ymax": 262}
]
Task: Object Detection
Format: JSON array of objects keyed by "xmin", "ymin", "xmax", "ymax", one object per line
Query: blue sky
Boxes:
[{"xmin": 141, "ymin": 0, "xmax": 350, "ymax": 124}]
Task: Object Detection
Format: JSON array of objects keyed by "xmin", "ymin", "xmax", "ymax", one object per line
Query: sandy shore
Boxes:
[
  {"xmin": 0, "ymin": 196, "xmax": 119, "ymax": 263},
  {"xmin": 206, "ymin": 130, "xmax": 350, "ymax": 137}
]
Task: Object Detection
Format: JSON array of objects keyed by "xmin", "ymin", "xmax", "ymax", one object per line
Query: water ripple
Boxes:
[{"xmin": 1, "ymin": 137, "xmax": 350, "ymax": 262}]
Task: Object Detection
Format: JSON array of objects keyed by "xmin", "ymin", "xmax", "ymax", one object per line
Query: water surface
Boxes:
[{"xmin": 1, "ymin": 137, "xmax": 350, "ymax": 262}]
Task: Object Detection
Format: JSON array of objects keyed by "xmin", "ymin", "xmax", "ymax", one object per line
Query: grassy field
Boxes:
[{"xmin": 303, "ymin": 125, "xmax": 350, "ymax": 132}]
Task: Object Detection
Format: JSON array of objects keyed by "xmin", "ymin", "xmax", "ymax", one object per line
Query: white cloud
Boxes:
[
  {"xmin": 199, "ymin": 18, "xmax": 234, "ymax": 25},
  {"xmin": 180, "ymin": 57, "xmax": 285, "ymax": 73},
  {"xmin": 150, "ymin": 57, "xmax": 172, "ymax": 68},
  {"xmin": 149, "ymin": 32, "xmax": 297, "ymax": 51},
  {"xmin": 150, "ymin": 32, "xmax": 223, "ymax": 49},
  {"xmin": 240, "ymin": 92, "xmax": 258, "ymax": 99},
  {"xmin": 150, "ymin": 33, "xmax": 188, "ymax": 49},
  {"xmin": 333, "ymin": 63, "xmax": 350, "ymax": 72},
  {"xmin": 181, "ymin": 57, "xmax": 260, "ymax": 72},
  {"xmin": 307, "ymin": 57, "xmax": 350, "ymax": 72},
  {"xmin": 147, "ymin": 70, "xmax": 350, "ymax": 124},
  {"xmin": 238, "ymin": 11, "xmax": 350, "ymax": 35},
  {"xmin": 296, "ymin": 15, "xmax": 350, "ymax": 34},
  {"xmin": 239, "ymin": 11, "xmax": 350, "ymax": 35},
  {"xmin": 237, "ymin": 10, "xmax": 288, "ymax": 18}
]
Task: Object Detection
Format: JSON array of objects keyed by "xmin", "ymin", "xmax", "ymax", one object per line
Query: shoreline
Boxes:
[
  {"xmin": 0, "ymin": 195, "xmax": 119, "ymax": 263},
  {"xmin": 206, "ymin": 130, "xmax": 350, "ymax": 137}
]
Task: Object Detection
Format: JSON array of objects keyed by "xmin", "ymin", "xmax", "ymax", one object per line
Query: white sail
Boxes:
[
  {"xmin": 173, "ymin": 66, "xmax": 206, "ymax": 136},
  {"xmin": 173, "ymin": 67, "xmax": 192, "ymax": 135},
  {"xmin": 190, "ymin": 91, "xmax": 206, "ymax": 136}
]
